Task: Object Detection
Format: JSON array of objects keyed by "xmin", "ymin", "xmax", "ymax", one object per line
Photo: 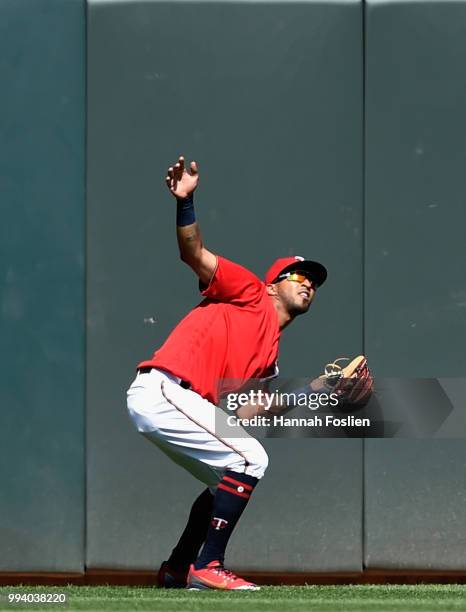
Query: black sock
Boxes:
[
  {"xmin": 194, "ymin": 471, "xmax": 259, "ymax": 569},
  {"xmin": 167, "ymin": 488, "xmax": 214, "ymax": 571}
]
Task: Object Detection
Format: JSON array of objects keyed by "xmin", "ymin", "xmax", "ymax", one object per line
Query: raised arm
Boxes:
[{"xmin": 165, "ymin": 155, "xmax": 217, "ymax": 286}]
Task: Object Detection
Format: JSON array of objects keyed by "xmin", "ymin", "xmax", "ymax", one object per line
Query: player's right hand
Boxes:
[{"xmin": 166, "ymin": 155, "xmax": 199, "ymax": 199}]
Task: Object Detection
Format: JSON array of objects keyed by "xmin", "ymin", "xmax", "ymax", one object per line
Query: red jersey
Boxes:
[{"xmin": 137, "ymin": 256, "xmax": 281, "ymax": 404}]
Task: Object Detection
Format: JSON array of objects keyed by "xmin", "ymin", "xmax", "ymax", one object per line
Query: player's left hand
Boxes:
[{"xmin": 318, "ymin": 355, "xmax": 373, "ymax": 407}]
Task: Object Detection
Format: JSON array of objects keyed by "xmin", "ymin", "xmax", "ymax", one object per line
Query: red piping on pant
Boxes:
[{"xmin": 160, "ymin": 380, "xmax": 250, "ymax": 474}]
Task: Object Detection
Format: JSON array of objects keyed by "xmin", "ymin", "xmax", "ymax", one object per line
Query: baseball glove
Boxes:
[{"xmin": 319, "ymin": 355, "xmax": 373, "ymax": 407}]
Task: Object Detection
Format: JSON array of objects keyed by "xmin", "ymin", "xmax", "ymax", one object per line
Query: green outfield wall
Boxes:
[
  {"xmin": 1, "ymin": 0, "xmax": 465, "ymax": 574},
  {"xmin": 364, "ymin": 0, "xmax": 466, "ymax": 570},
  {"xmin": 0, "ymin": 0, "xmax": 85, "ymax": 571}
]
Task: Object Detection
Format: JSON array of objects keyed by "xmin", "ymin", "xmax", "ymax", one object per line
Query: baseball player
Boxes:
[{"xmin": 126, "ymin": 155, "xmax": 329, "ymax": 590}]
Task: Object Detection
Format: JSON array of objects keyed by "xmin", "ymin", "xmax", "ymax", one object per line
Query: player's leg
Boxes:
[
  {"xmin": 194, "ymin": 471, "xmax": 258, "ymax": 569},
  {"xmin": 155, "ymin": 431, "xmax": 266, "ymax": 590},
  {"xmin": 185, "ymin": 446, "xmax": 267, "ymax": 590},
  {"xmin": 127, "ymin": 368, "xmax": 268, "ymax": 589},
  {"xmin": 167, "ymin": 488, "xmax": 214, "ymax": 570},
  {"xmin": 157, "ymin": 487, "xmax": 213, "ymax": 587},
  {"xmin": 149, "ymin": 432, "xmax": 267, "ymax": 588}
]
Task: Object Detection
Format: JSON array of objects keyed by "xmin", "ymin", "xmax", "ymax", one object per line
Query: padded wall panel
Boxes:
[
  {"xmin": 87, "ymin": 0, "xmax": 363, "ymax": 570},
  {"xmin": 365, "ymin": 0, "xmax": 466, "ymax": 378},
  {"xmin": 364, "ymin": 0, "xmax": 466, "ymax": 569},
  {"xmin": 0, "ymin": 0, "xmax": 85, "ymax": 571},
  {"xmin": 365, "ymin": 440, "xmax": 466, "ymax": 569}
]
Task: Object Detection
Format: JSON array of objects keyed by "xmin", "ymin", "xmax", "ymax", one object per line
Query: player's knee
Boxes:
[
  {"xmin": 225, "ymin": 443, "xmax": 268, "ymax": 480},
  {"xmin": 246, "ymin": 444, "xmax": 269, "ymax": 479}
]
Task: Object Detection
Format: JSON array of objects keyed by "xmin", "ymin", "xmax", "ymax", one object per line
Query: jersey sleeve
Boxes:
[{"xmin": 201, "ymin": 255, "xmax": 264, "ymax": 305}]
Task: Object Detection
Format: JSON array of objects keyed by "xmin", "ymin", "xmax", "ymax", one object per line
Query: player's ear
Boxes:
[{"xmin": 266, "ymin": 283, "xmax": 278, "ymax": 297}]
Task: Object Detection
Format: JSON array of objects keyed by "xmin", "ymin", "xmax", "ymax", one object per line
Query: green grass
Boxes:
[{"xmin": 2, "ymin": 585, "xmax": 466, "ymax": 611}]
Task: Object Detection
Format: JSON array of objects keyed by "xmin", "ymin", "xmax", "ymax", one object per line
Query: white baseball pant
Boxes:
[{"xmin": 126, "ymin": 368, "xmax": 268, "ymax": 487}]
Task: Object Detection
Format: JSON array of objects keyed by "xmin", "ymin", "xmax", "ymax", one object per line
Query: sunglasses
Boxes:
[{"xmin": 276, "ymin": 271, "xmax": 318, "ymax": 289}]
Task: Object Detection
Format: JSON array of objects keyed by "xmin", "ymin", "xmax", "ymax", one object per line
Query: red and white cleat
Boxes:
[
  {"xmin": 187, "ymin": 561, "xmax": 260, "ymax": 590},
  {"xmin": 157, "ymin": 561, "xmax": 189, "ymax": 588}
]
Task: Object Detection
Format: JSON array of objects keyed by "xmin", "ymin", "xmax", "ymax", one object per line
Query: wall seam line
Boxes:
[{"xmin": 361, "ymin": 0, "xmax": 367, "ymax": 572}]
